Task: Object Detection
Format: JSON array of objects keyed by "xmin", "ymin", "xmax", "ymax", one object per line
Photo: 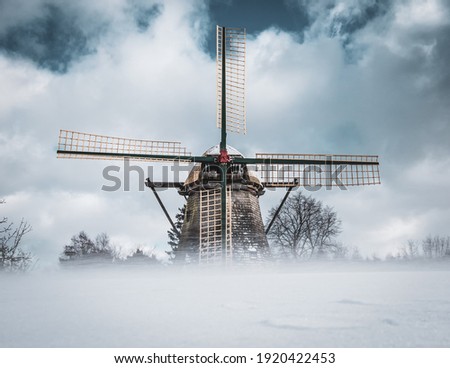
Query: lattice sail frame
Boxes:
[
  {"xmin": 216, "ymin": 26, "xmax": 246, "ymax": 135},
  {"xmin": 255, "ymin": 153, "xmax": 380, "ymax": 187},
  {"xmin": 199, "ymin": 187, "xmax": 232, "ymax": 264},
  {"xmin": 57, "ymin": 130, "xmax": 191, "ymax": 162}
]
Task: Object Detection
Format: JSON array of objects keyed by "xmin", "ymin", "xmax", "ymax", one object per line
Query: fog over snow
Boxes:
[
  {"xmin": 1, "ymin": 264, "xmax": 450, "ymax": 347},
  {"xmin": 1, "ymin": 0, "xmax": 450, "ymax": 264}
]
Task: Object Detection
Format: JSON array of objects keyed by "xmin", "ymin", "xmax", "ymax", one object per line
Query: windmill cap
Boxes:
[
  {"xmin": 203, "ymin": 144, "xmax": 244, "ymax": 157},
  {"xmin": 182, "ymin": 144, "xmax": 263, "ymax": 191}
]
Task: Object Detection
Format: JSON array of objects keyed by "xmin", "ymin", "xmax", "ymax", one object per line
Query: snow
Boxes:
[{"xmin": 1, "ymin": 262, "xmax": 450, "ymax": 347}]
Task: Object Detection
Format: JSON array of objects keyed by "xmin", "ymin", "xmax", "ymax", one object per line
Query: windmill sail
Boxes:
[
  {"xmin": 57, "ymin": 129, "xmax": 192, "ymax": 163},
  {"xmin": 216, "ymin": 26, "xmax": 246, "ymax": 135},
  {"xmin": 254, "ymin": 153, "xmax": 380, "ymax": 187},
  {"xmin": 199, "ymin": 187, "xmax": 232, "ymax": 264}
]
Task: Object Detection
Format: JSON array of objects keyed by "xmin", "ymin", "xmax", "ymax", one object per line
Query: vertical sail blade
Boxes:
[
  {"xmin": 199, "ymin": 188, "xmax": 232, "ymax": 264},
  {"xmin": 216, "ymin": 26, "xmax": 246, "ymax": 135}
]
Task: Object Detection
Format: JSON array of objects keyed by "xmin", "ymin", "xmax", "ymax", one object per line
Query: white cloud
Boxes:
[
  {"xmin": 395, "ymin": 0, "xmax": 450, "ymax": 28},
  {"xmin": 0, "ymin": 58, "xmax": 52, "ymax": 116}
]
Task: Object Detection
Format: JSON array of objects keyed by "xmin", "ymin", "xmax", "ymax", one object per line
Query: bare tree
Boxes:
[
  {"xmin": 400, "ymin": 239, "xmax": 420, "ymax": 259},
  {"xmin": 0, "ymin": 200, "xmax": 33, "ymax": 271},
  {"xmin": 422, "ymin": 235, "xmax": 450, "ymax": 259},
  {"xmin": 95, "ymin": 232, "xmax": 112, "ymax": 255},
  {"xmin": 305, "ymin": 204, "xmax": 341, "ymax": 258},
  {"xmin": 267, "ymin": 191, "xmax": 341, "ymax": 259},
  {"xmin": 0, "ymin": 199, "xmax": 6, "ymax": 224},
  {"xmin": 267, "ymin": 192, "xmax": 307, "ymax": 259},
  {"xmin": 330, "ymin": 242, "xmax": 349, "ymax": 260},
  {"xmin": 350, "ymin": 247, "xmax": 363, "ymax": 261}
]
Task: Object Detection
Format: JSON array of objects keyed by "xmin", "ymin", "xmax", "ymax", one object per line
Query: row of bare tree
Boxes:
[
  {"xmin": 60, "ymin": 231, "xmax": 161, "ymax": 265},
  {"xmin": 60, "ymin": 231, "xmax": 115, "ymax": 261},
  {"xmin": 394, "ymin": 235, "xmax": 450, "ymax": 260}
]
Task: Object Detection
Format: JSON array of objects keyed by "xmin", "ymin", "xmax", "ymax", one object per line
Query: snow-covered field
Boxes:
[{"xmin": 1, "ymin": 262, "xmax": 450, "ymax": 347}]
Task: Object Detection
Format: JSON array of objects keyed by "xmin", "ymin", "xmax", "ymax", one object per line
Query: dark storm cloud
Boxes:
[
  {"xmin": 295, "ymin": 0, "xmax": 394, "ymax": 62},
  {"xmin": 363, "ymin": 23, "xmax": 450, "ymax": 166},
  {"xmin": 205, "ymin": 0, "xmax": 310, "ymax": 56},
  {"xmin": 206, "ymin": 0, "xmax": 393, "ymax": 61},
  {"xmin": 335, "ymin": 0, "xmax": 392, "ymax": 61},
  {"xmin": 283, "ymin": 0, "xmax": 450, "ymax": 165},
  {"xmin": 329, "ymin": 0, "xmax": 392, "ymax": 36},
  {"xmin": 0, "ymin": 4, "xmax": 96, "ymax": 73},
  {"xmin": 423, "ymin": 24, "xmax": 450, "ymax": 100},
  {"xmin": 130, "ymin": 2, "xmax": 162, "ymax": 32},
  {"xmin": 0, "ymin": 0, "xmax": 163, "ymax": 73},
  {"xmin": 209, "ymin": 0, "xmax": 309, "ymax": 33}
]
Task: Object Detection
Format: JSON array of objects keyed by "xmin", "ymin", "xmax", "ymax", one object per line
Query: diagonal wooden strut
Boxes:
[
  {"xmin": 265, "ymin": 179, "xmax": 297, "ymax": 235},
  {"xmin": 146, "ymin": 179, "xmax": 179, "ymax": 237}
]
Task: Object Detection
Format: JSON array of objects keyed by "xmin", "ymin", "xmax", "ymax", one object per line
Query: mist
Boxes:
[{"xmin": 1, "ymin": 262, "xmax": 449, "ymax": 347}]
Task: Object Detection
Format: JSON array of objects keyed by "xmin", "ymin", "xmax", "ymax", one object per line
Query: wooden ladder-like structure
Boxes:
[{"xmin": 199, "ymin": 187, "xmax": 232, "ymax": 264}]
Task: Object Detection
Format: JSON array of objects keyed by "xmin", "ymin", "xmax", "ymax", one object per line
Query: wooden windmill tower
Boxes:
[{"xmin": 57, "ymin": 26, "xmax": 381, "ymax": 264}]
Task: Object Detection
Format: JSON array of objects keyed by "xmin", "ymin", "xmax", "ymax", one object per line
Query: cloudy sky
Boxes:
[{"xmin": 1, "ymin": 0, "xmax": 449, "ymax": 266}]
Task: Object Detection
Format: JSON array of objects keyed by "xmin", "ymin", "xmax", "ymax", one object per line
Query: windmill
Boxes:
[{"xmin": 57, "ymin": 26, "xmax": 380, "ymax": 264}]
